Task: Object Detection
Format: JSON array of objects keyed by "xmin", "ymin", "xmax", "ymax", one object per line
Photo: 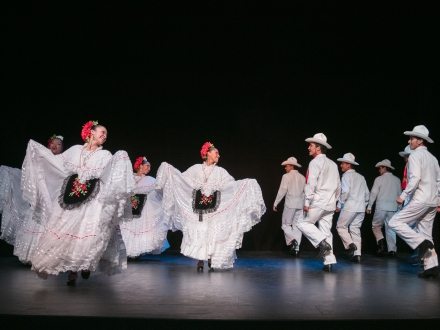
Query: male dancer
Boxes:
[
  {"xmin": 297, "ymin": 133, "xmax": 340, "ymax": 272},
  {"xmin": 389, "ymin": 125, "xmax": 440, "ymax": 278},
  {"xmin": 273, "ymin": 157, "xmax": 305, "ymax": 256},
  {"xmin": 366, "ymin": 159, "xmax": 401, "ymax": 257},
  {"xmin": 335, "ymin": 153, "xmax": 370, "ymax": 262}
]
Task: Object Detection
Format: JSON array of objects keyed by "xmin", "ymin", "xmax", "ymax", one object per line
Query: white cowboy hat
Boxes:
[
  {"xmin": 398, "ymin": 145, "xmax": 413, "ymax": 157},
  {"xmin": 403, "ymin": 125, "xmax": 434, "ymax": 143},
  {"xmin": 281, "ymin": 157, "xmax": 302, "ymax": 167},
  {"xmin": 375, "ymin": 159, "xmax": 395, "ymax": 170},
  {"xmin": 305, "ymin": 133, "xmax": 332, "ymax": 149},
  {"xmin": 337, "ymin": 152, "xmax": 359, "ymax": 165}
]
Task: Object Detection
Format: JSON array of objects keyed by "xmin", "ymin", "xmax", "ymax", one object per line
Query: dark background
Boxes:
[{"xmin": 1, "ymin": 2, "xmax": 439, "ymax": 256}]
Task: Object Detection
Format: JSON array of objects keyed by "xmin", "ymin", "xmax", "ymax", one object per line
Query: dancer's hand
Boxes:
[
  {"xmin": 335, "ymin": 208, "xmax": 340, "ymax": 212},
  {"xmin": 273, "ymin": 205, "xmax": 277, "ymax": 212},
  {"xmin": 437, "ymin": 206, "xmax": 440, "ymax": 213},
  {"xmin": 396, "ymin": 198, "xmax": 404, "ymax": 204},
  {"xmin": 303, "ymin": 206, "xmax": 309, "ymax": 212},
  {"xmin": 366, "ymin": 210, "xmax": 371, "ymax": 214}
]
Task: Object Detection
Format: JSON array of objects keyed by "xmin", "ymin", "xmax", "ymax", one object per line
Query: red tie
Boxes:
[{"xmin": 401, "ymin": 164, "xmax": 408, "ymax": 190}]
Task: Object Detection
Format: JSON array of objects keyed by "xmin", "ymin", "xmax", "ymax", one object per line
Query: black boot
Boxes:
[
  {"xmin": 322, "ymin": 264, "xmax": 333, "ymax": 272},
  {"xmin": 418, "ymin": 267, "xmax": 440, "ymax": 279},
  {"xmin": 347, "ymin": 243, "xmax": 357, "ymax": 257},
  {"xmin": 351, "ymin": 255, "xmax": 361, "ymax": 263},
  {"xmin": 317, "ymin": 240, "xmax": 331, "ymax": 259},
  {"xmin": 377, "ymin": 239, "xmax": 385, "ymax": 255},
  {"xmin": 289, "ymin": 239, "xmax": 299, "ymax": 256},
  {"xmin": 412, "ymin": 240, "xmax": 434, "ymax": 264},
  {"xmin": 388, "ymin": 251, "xmax": 397, "ymax": 258}
]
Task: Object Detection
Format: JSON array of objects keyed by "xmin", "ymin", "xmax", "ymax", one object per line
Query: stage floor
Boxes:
[{"xmin": 0, "ymin": 251, "xmax": 439, "ymax": 322}]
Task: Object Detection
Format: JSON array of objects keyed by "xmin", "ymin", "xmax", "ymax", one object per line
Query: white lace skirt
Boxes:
[
  {"xmin": 31, "ymin": 189, "xmax": 124, "ymax": 277},
  {"xmin": 121, "ymin": 191, "xmax": 170, "ymax": 257},
  {"xmin": 0, "ymin": 166, "xmax": 31, "ymax": 247},
  {"xmin": 157, "ymin": 164, "xmax": 266, "ymax": 269}
]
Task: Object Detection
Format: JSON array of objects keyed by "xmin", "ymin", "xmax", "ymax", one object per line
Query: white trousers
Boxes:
[
  {"xmin": 281, "ymin": 207, "xmax": 303, "ymax": 249},
  {"xmin": 371, "ymin": 210, "xmax": 397, "ymax": 252},
  {"xmin": 336, "ymin": 210, "xmax": 365, "ymax": 256},
  {"xmin": 389, "ymin": 202, "xmax": 438, "ymax": 270},
  {"xmin": 297, "ymin": 206, "xmax": 337, "ymax": 265}
]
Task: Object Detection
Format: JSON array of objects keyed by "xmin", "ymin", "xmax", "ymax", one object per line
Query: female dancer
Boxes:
[
  {"xmin": 0, "ymin": 134, "xmax": 64, "ymax": 261},
  {"xmin": 120, "ymin": 157, "xmax": 170, "ymax": 259},
  {"xmin": 21, "ymin": 121, "xmax": 134, "ymax": 285},
  {"xmin": 155, "ymin": 142, "xmax": 266, "ymax": 271}
]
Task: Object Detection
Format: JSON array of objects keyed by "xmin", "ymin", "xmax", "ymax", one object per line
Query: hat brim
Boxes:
[
  {"xmin": 398, "ymin": 151, "xmax": 411, "ymax": 157},
  {"xmin": 337, "ymin": 158, "xmax": 359, "ymax": 165},
  {"xmin": 403, "ymin": 131, "xmax": 434, "ymax": 143},
  {"xmin": 305, "ymin": 138, "xmax": 332, "ymax": 149},
  {"xmin": 375, "ymin": 162, "xmax": 395, "ymax": 170},
  {"xmin": 281, "ymin": 161, "xmax": 302, "ymax": 167}
]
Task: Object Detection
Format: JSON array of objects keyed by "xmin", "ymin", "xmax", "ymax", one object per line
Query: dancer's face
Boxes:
[
  {"xmin": 91, "ymin": 126, "xmax": 107, "ymax": 146},
  {"xmin": 50, "ymin": 138, "xmax": 63, "ymax": 155},
  {"xmin": 206, "ymin": 148, "xmax": 220, "ymax": 164},
  {"xmin": 340, "ymin": 162, "xmax": 351, "ymax": 173},
  {"xmin": 138, "ymin": 163, "xmax": 151, "ymax": 175},
  {"xmin": 408, "ymin": 136, "xmax": 423, "ymax": 150},
  {"xmin": 378, "ymin": 166, "xmax": 387, "ymax": 175},
  {"xmin": 285, "ymin": 165, "xmax": 294, "ymax": 173},
  {"xmin": 308, "ymin": 143, "xmax": 319, "ymax": 157}
]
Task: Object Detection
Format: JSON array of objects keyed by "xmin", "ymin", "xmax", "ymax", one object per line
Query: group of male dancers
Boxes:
[{"xmin": 274, "ymin": 125, "xmax": 439, "ymax": 278}]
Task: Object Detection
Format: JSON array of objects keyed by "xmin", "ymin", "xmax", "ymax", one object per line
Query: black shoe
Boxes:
[
  {"xmin": 347, "ymin": 243, "xmax": 357, "ymax": 257},
  {"xmin": 388, "ymin": 251, "xmax": 397, "ymax": 258},
  {"xmin": 81, "ymin": 270, "xmax": 90, "ymax": 279},
  {"xmin": 376, "ymin": 239, "xmax": 385, "ymax": 255},
  {"xmin": 290, "ymin": 250, "xmax": 299, "ymax": 257},
  {"xmin": 197, "ymin": 261, "xmax": 204, "ymax": 272},
  {"xmin": 290, "ymin": 239, "xmax": 298, "ymax": 250},
  {"xmin": 418, "ymin": 267, "xmax": 440, "ymax": 279},
  {"xmin": 317, "ymin": 240, "xmax": 332, "ymax": 259},
  {"xmin": 412, "ymin": 240, "xmax": 434, "ymax": 264},
  {"xmin": 322, "ymin": 264, "xmax": 333, "ymax": 272},
  {"xmin": 208, "ymin": 259, "xmax": 212, "ymax": 269},
  {"xmin": 351, "ymin": 255, "xmax": 361, "ymax": 263},
  {"xmin": 67, "ymin": 272, "xmax": 77, "ymax": 286}
]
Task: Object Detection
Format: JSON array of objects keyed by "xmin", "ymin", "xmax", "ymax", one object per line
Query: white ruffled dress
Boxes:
[
  {"xmin": 0, "ymin": 166, "xmax": 32, "ymax": 248},
  {"xmin": 156, "ymin": 162, "xmax": 266, "ymax": 269},
  {"xmin": 21, "ymin": 140, "xmax": 135, "ymax": 277},
  {"xmin": 120, "ymin": 175, "xmax": 170, "ymax": 257}
]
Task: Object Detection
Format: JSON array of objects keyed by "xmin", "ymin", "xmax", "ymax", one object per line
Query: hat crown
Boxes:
[
  {"xmin": 381, "ymin": 159, "xmax": 391, "ymax": 166},
  {"xmin": 412, "ymin": 125, "xmax": 429, "ymax": 137},
  {"xmin": 342, "ymin": 152, "xmax": 355, "ymax": 162},
  {"xmin": 313, "ymin": 133, "xmax": 327, "ymax": 143},
  {"xmin": 288, "ymin": 157, "xmax": 297, "ymax": 162},
  {"xmin": 404, "ymin": 145, "xmax": 412, "ymax": 153}
]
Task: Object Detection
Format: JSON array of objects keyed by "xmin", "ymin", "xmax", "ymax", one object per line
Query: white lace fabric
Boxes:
[
  {"xmin": 156, "ymin": 162, "xmax": 266, "ymax": 269},
  {"xmin": 20, "ymin": 140, "xmax": 135, "ymax": 277},
  {"xmin": 120, "ymin": 175, "xmax": 170, "ymax": 257}
]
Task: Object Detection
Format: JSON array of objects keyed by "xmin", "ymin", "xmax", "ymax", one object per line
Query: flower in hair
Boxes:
[
  {"xmin": 200, "ymin": 142, "xmax": 215, "ymax": 160},
  {"xmin": 134, "ymin": 156, "xmax": 148, "ymax": 171},
  {"xmin": 81, "ymin": 120, "xmax": 99, "ymax": 143}
]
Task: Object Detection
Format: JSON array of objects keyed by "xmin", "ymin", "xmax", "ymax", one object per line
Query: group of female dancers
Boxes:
[{"xmin": 0, "ymin": 120, "xmax": 266, "ymax": 285}]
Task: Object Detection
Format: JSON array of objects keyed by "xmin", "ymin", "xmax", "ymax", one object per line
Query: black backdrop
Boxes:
[{"xmin": 1, "ymin": 2, "xmax": 439, "ymax": 255}]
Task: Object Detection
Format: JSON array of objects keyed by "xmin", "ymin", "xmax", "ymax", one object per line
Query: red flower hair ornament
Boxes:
[
  {"xmin": 134, "ymin": 157, "xmax": 148, "ymax": 171},
  {"xmin": 81, "ymin": 120, "xmax": 99, "ymax": 143},
  {"xmin": 47, "ymin": 134, "xmax": 64, "ymax": 149},
  {"xmin": 200, "ymin": 142, "xmax": 215, "ymax": 160}
]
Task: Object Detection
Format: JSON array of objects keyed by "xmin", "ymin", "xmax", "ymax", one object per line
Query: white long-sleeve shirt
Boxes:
[
  {"xmin": 400, "ymin": 146, "xmax": 440, "ymax": 207},
  {"xmin": 337, "ymin": 169, "xmax": 370, "ymax": 212},
  {"xmin": 367, "ymin": 172, "xmax": 401, "ymax": 211},
  {"xmin": 274, "ymin": 170, "xmax": 305, "ymax": 209},
  {"xmin": 304, "ymin": 154, "xmax": 341, "ymax": 211}
]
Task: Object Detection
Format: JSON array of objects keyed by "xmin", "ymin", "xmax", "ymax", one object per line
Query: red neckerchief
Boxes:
[
  {"xmin": 401, "ymin": 163, "xmax": 408, "ymax": 190},
  {"xmin": 306, "ymin": 155, "xmax": 318, "ymax": 183}
]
